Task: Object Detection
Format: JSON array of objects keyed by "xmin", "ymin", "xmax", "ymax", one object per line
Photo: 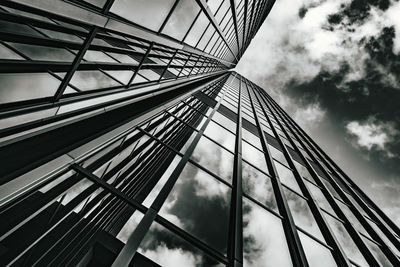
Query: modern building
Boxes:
[{"xmin": 0, "ymin": 1, "xmax": 399, "ymax": 267}]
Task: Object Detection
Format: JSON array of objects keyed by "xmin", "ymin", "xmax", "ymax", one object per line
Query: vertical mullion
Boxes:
[
  {"xmin": 111, "ymin": 74, "xmax": 230, "ymax": 266},
  {"xmin": 256, "ymin": 88, "xmax": 383, "ymax": 266},
  {"xmin": 229, "ymin": 0, "xmax": 241, "ymax": 58},
  {"xmin": 272, "ymin": 95, "xmax": 400, "ymax": 243},
  {"xmin": 228, "ymin": 74, "xmax": 243, "ymax": 266},
  {"xmin": 241, "ymin": 0, "xmax": 249, "ymax": 55},
  {"xmin": 158, "ymin": 49, "xmax": 178, "ymax": 81},
  {"xmin": 158, "ymin": 0, "xmax": 181, "ymax": 33},
  {"xmin": 126, "ymin": 42, "xmax": 154, "ymax": 87},
  {"xmin": 176, "ymin": 53, "xmax": 191, "ymax": 78},
  {"xmin": 246, "ymin": 0, "xmax": 259, "ymax": 43},
  {"xmin": 244, "ymin": 79, "xmax": 309, "ymax": 267},
  {"xmin": 53, "ymin": 26, "xmax": 98, "ymax": 101},
  {"xmin": 251, "ymin": 85, "xmax": 350, "ymax": 267},
  {"xmin": 264, "ymin": 92, "xmax": 400, "ymax": 265},
  {"xmin": 102, "ymin": 0, "xmax": 116, "ymax": 14},
  {"xmin": 195, "ymin": 0, "xmax": 238, "ymax": 62}
]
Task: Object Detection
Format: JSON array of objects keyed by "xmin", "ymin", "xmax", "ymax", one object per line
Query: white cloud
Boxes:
[
  {"xmin": 140, "ymin": 244, "xmax": 200, "ymax": 267},
  {"xmin": 235, "ymin": 0, "xmax": 400, "ymax": 94},
  {"xmin": 384, "ymin": 1, "xmax": 400, "ymax": 54},
  {"xmin": 345, "ymin": 118, "xmax": 398, "ymax": 151},
  {"xmin": 293, "ymin": 103, "xmax": 326, "ymax": 131}
]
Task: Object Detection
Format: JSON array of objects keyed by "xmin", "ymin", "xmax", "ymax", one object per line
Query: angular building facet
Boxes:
[{"xmin": 0, "ymin": 1, "xmax": 399, "ymax": 267}]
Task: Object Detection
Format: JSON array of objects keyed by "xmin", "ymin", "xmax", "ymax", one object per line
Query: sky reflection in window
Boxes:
[
  {"xmin": 159, "ymin": 163, "xmax": 231, "ymax": 255},
  {"xmin": 283, "ymin": 187, "xmax": 325, "ymax": 242},
  {"xmin": 243, "ymin": 198, "xmax": 292, "ymax": 267},
  {"xmin": 191, "ymin": 136, "xmax": 234, "ymax": 183},
  {"xmin": 138, "ymin": 221, "xmax": 224, "ymax": 267},
  {"xmin": 242, "ymin": 160, "xmax": 278, "ymax": 212}
]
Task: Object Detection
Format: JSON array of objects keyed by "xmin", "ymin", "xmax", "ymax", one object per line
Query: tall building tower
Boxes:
[{"xmin": 0, "ymin": 1, "xmax": 399, "ymax": 267}]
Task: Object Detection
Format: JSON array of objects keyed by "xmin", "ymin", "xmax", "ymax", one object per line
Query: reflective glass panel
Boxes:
[
  {"xmin": 283, "ymin": 187, "xmax": 325, "ymax": 242},
  {"xmin": 268, "ymin": 144, "xmax": 288, "ymax": 166},
  {"xmin": 274, "ymin": 160, "xmax": 302, "ymax": 194},
  {"xmin": 243, "ymin": 198, "xmax": 293, "ymax": 267},
  {"xmin": 242, "ymin": 128, "xmax": 262, "ymax": 150},
  {"xmin": 185, "ymin": 12, "xmax": 209, "ymax": 46},
  {"xmin": 110, "ymin": 0, "xmax": 176, "ymax": 31},
  {"xmin": 203, "ymin": 121, "xmax": 236, "ymax": 152},
  {"xmin": 162, "ymin": 0, "xmax": 200, "ymax": 40},
  {"xmin": 324, "ymin": 212, "xmax": 368, "ymax": 266},
  {"xmin": 0, "ymin": 43, "xmax": 24, "ymax": 59},
  {"xmin": 242, "ymin": 141, "xmax": 269, "ymax": 174},
  {"xmin": 138, "ymin": 221, "xmax": 224, "ymax": 266},
  {"xmin": 143, "ymin": 154, "xmax": 182, "ymax": 207},
  {"xmin": 0, "ymin": 73, "xmax": 60, "ymax": 103},
  {"xmin": 361, "ymin": 235, "xmax": 392, "ymax": 267},
  {"xmin": 191, "ymin": 136, "xmax": 234, "ymax": 183},
  {"xmin": 159, "ymin": 163, "xmax": 231, "ymax": 255},
  {"xmin": 242, "ymin": 161, "xmax": 278, "ymax": 212},
  {"xmin": 305, "ymin": 180, "xmax": 336, "ymax": 215},
  {"xmin": 299, "ymin": 231, "xmax": 337, "ymax": 267},
  {"xmin": 70, "ymin": 70, "xmax": 121, "ymax": 90},
  {"xmin": 336, "ymin": 200, "xmax": 371, "ymax": 238},
  {"xmin": 8, "ymin": 42, "xmax": 76, "ymax": 62},
  {"xmin": 116, "ymin": 209, "xmax": 145, "ymax": 243},
  {"xmin": 212, "ymin": 111, "xmax": 236, "ymax": 133}
]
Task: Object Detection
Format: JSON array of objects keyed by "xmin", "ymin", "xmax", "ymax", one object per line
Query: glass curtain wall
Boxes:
[{"xmin": 1, "ymin": 72, "xmax": 399, "ymax": 266}]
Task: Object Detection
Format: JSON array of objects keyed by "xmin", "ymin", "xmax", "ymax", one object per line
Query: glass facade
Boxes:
[{"xmin": 0, "ymin": 1, "xmax": 399, "ymax": 267}]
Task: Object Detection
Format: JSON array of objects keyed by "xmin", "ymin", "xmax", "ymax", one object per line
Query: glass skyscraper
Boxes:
[{"xmin": 0, "ymin": 1, "xmax": 399, "ymax": 266}]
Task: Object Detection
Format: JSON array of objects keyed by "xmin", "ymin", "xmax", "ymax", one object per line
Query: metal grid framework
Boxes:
[
  {"xmin": 1, "ymin": 72, "xmax": 400, "ymax": 267},
  {"xmin": 0, "ymin": 0, "xmax": 273, "ymax": 121},
  {"xmin": 0, "ymin": 0, "xmax": 274, "ymax": 165},
  {"xmin": 0, "ymin": 1, "xmax": 400, "ymax": 267}
]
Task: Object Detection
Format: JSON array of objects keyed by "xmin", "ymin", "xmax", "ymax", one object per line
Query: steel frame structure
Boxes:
[{"xmin": 0, "ymin": 1, "xmax": 399, "ymax": 267}]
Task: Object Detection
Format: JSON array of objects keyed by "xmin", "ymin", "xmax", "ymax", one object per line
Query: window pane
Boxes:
[
  {"xmin": 204, "ymin": 121, "xmax": 236, "ymax": 152},
  {"xmin": 138, "ymin": 221, "xmax": 223, "ymax": 266},
  {"xmin": 116, "ymin": 209, "xmax": 145, "ymax": 243},
  {"xmin": 70, "ymin": 70, "xmax": 121, "ymax": 91},
  {"xmin": 0, "ymin": 43, "xmax": 24, "ymax": 59},
  {"xmin": 293, "ymin": 161, "xmax": 315, "ymax": 183},
  {"xmin": 242, "ymin": 128, "xmax": 262, "ymax": 150},
  {"xmin": 185, "ymin": 12, "xmax": 209, "ymax": 46},
  {"xmin": 299, "ymin": 231, "xmax": 337, "ymax": 267},
  {"xmin": 8, "ymin": 42, "xmax": 76, "ymax": 61},
  {"xmin": 268, "ymin": 144, "xmax": 288, "ymax": 166},
  {"xmin": 212, "ymin": 111, "xmax": 236, "ymax": 133},
  {"xmin": 0, "ymin": 73, "xmax": 60, "ymax": 103},
  {"xmin": 110, "ymin": 0, "xmax": 176, "ymax": 31},
  {"xmin": 162, "ymin": 0, "xmax": 200, "ymax": 40},
  {"xmin": 336, "ymin": 200, "xmax": 371, "ymax": 238},
  {"xmin": 324, "ymin": 212, "xmax": 368, "ymax": 266},
  {"xmin": 104, "ymin": 70, "xmax": 134, "ymax": 85},
  {"xmin": 283, "ymin": 187, "xmax": 325, "ymax": 242},
  {"xmin": 242, "ymin": 141, "xmax": 269, "ymax": 174},
  {"xmin": 361, "ymin": 235, "xmax": 392, "ymax": 267},
  {"xmin": 143, "ymin": 154, "xmax": 182, "ymax": 207},
  {"xmin": 368, "ymin": 218, "xmax": 400, "ymax": 256},
  {"xmin": 191, "ymin": 136, "xmax": 234, "ymax": 183},
  {"xmin": 275, "ymin": 160, "xmax": 302, "ymax": 194},
  {"xmin": 243, "ymin": 198, "xmax": 293, "ymax": 267},
  {"xmin": 159, "ymin": 163, "xmax": 231, "ymax": 255},
  {"xmin": 242, "ymin": 161, "xmax": 278, "ymax": 212},
  {"xmin": 305, "ymin": 180, "xmax": 336, "ymax": 215}
]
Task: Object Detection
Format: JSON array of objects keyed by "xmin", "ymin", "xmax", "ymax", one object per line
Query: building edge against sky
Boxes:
[{"xmin": 0, "ymin": 0, "xmax": 399, "ymax": 266}]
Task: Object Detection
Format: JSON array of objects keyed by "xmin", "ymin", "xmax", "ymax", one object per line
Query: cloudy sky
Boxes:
[{"xmin": 236, "ymin": 0, "xmax": 400, "ymax": 225}]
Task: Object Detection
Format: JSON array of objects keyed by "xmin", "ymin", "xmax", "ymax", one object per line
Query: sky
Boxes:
[{"xmin": 236, "ymin": 0, "xmax": 400, "ymax": 225}]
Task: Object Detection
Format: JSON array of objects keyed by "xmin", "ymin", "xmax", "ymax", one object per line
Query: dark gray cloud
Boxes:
[
  {"xmin": 237, "ymin": 0, "xmax": 400, "ymax": 224},
  {"xmin": 326, "ymin": 0, "xmax": 390, "ymax": 25}
]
